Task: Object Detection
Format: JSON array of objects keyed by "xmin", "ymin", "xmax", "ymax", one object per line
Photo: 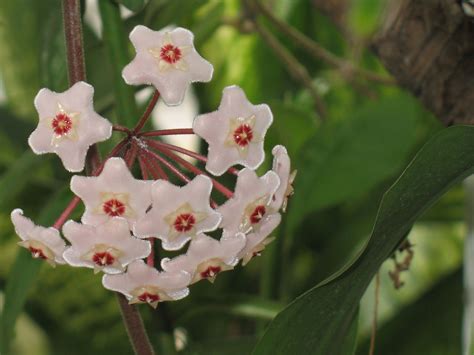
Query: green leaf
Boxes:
[
  {"xmin": 0, "ymin": 186, "xmax": 72, "ymax": 355},
  {"xmin": 252, "ymin": 125, "xmax": 474, "ymax": 355},
  {"xmin": 289, "ymin": 94, "xmax": 418, "ymax": 229},
  {"xmin": 115, "ymin": 0, "xmax": 145, "ymax": 12}
]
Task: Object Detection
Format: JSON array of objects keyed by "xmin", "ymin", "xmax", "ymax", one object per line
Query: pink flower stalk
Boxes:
[
  {"xmin": 29, "ymin": 81, "xmax": 112, "ymax": 172},
  {"xmin": 12, "ymin": 24, "xmax": 293, "ymax": 305}
]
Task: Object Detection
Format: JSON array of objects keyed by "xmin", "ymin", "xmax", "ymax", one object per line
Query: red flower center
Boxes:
[
  {"xmin": 138, "ymin": 292, "xmax": 160, "ymax": 304},
  {"xmin": 160, "ymin": 44, "xmax": 182, "ymax": 64},
  {"xmin": 51, "ymin": 113, "xmax": 73, "ymax": 136},
  {"xmin": 173, "ymin": 213, "xmax": 196, "ymax": 232},
  {"xmin": 233, "ymin": 124, "xmax": 253, "ymax": 147},
  {"xmin": 29, "ymin": 247, "xmax": 47, "ymax": 260},
  {"xmin": 92, "ymin": 252, "xmax": 115, "ymax": 266},
  {"xmin": 103, "ymin": 199, "xmax": 126, "ymax": 217},
  {"xmin": 250, "ymin": 205, "xmax": 266, "ymax": 224},
  {"xmin": 200, "ymin": 266, "xmax": 221, "ymax": 279}
]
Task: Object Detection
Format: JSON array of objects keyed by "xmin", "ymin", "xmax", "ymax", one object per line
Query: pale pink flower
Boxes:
[
  {"xmin": 70, "ymin": 157, "xmax": 153, "ymax": 228},
  {"xmin": 10, "ymin": 209, "xmax": 66, "ymax": 267},
  {"xmin": 161, "ymin": 233, "xmax": 245, "ymax": 284},
  {"xmin": 270, "ymin": 145, "xmax": 296, "ymax": 212},
  {"xmin": 193, "ymin": 86, "xmax": 273, "ymax": 176},
  {"xmin": 217, "ymin": 168, "xmax": 280, "ymax": 234},
  {"xmin": 102, "ymin": 260, "xmax": 191, "ymax": 308},
  {"xmin": 62, "ymin": 218, "xmax": 150, "ymax": 274},
  {"xmin": 133, "ymin": 175, "xmax": 221, "ymax": 251},
  {"xmin": 28, "ymin": 81, "xmax": 112, "ymax": 172},
  {"xmin": 122, "ymin": 25, "xmax": 213, "ymax": 106},
  {"xmin": 235, "ymin": 213, "xmax": 281, "ymax": 266}
]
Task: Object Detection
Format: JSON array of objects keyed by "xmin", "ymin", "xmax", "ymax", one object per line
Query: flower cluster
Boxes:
[{"xmin": 11, "ymin": 25, "xmax": 295, "ymax": 308}]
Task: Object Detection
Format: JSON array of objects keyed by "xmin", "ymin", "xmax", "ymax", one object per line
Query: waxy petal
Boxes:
[
  {"xmin": 102, "ymin": 260, "xmax": 190, "ymax": 305},
  {"xmin": 161, "ymin": 233, "xmax": 245, "ymax": 284},
  {"xmin": 193, "ymin": 86, "xmax": 273, "ymax": 176},
  {"xmin": 133, "ymin": 175, "xmax": 221, "ymax": 250},
  {"xmin": 28, "ymin": 82, "xmax": 112, "ymax": 172},
  {"xmin": 70, "ymin": 157, "xmax": 153, "ymax": 228},
  {"xmin": 218, "ymin": 168, "xmax": 280, "ymax": 234},
  {"xmin": 11, "ymin": 209, "xmax": 66, "ymax": 266},
  {"xmin": 62, "ymin": 218, "xmax": 150, "ymax": 274},
  {"xmin": 122, "ymin": 25, "xmax": 213, "ymax": 106}
]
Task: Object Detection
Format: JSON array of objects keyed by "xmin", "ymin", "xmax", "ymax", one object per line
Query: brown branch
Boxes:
[
  {"xmin": 117, "ymin": 294, "xmax": 155, "ymax": 355},
  {"xmin": 61, "ymin": 1, "xmax": 155, "ymax": 354}
]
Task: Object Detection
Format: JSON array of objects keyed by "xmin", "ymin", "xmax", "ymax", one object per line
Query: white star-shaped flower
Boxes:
[
  {"xmin": 28, "ymin": 81, "xmax": 112, "ymax": 172},
  {"xmin": 234, "ymin": 213, "xmax": 281, "ymax": 266},
  {"xmin": 122, "ymin": 25, "xmax": 213, "ymax": 106},
  {"xmin": 217, "ymin": 168, "xmax": 280, "ymax": 234},
  {"xmin": 270, "ymin": 145, "xmax": 296, "ymax": 212},
  {"xmin": 10, "ymin": 209, "xmax": 66, "ymax": 267},
  {"xmin": 70, "ymin": 157, "xmax": 153, "ymax": 228},
  {"xmin": 133, "ymin": 175, "xmax": 221, "ymax": 251},
  {"xmin": 193, "ymin": 86, "xmax": 273, "ymax": 176},
  {"xmin": 102, "ymin": 260, "xmax": 191, "ymax": 308},
  {"xmin": 62, "ymin": 217, "xmax": 151, "ymax": 274},
  {"xmin": 161, "ymin": 233, "xmax": 245, "ymax": 284}
]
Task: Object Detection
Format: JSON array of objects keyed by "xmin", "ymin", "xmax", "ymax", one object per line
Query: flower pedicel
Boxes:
[{"xmin": 10, "ymin": 25, "xmax": 296, "ymax": 308}]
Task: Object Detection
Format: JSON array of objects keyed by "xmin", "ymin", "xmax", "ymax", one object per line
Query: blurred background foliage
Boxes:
[{"xmin": 0, "ymin": 0, "xmax": 465, "ymax": 354}]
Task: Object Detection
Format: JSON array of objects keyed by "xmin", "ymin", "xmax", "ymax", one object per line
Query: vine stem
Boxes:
[{"xmin": 61, "ymin": 1, "xmax": 155, "ymax": 354}]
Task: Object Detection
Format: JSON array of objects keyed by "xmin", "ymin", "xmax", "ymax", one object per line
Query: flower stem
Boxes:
[
  {"xmin": 149, "ymin": 143, "xmax": 234, "ymax": 199},
  {"xmin": 116, "ymin": 294, "xmax": 155, "ymax": 355},
  {"xmin": 113, "ymin": 124, "xmax": 132, "ymax": 134},
  {"xmin": 134, "ymin": 90, "xmax": 161, "ymax": 134},
  {"xmin": 145, "ymin": 139, "xmax": 239, "ymax": 176},
  {"xmin": 62, "ymin": 3, "xmax": 153, "ymax": 351},
  {"xmin": 139, "ymin": 128, "xmax": 194, "ymax": 137},
  {"xmin": 143, "ymin": 148, "xmax": 191, "ymax": 183}
]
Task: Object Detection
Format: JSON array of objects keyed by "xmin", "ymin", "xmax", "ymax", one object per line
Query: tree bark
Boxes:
[{"xmin": 372, "ymin": 0, "xmax": 474, "ymax": 126}]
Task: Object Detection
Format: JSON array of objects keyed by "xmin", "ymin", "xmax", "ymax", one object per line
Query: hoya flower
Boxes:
[
  {"xmin": 134, "ymin": 175, "xmax": 221, "ymax": 250},
  {"xmin": 122, "ymin": 25, "xmax": 213, "ymax": 106},
  {"xmin": 71, "ymin": 157, "xmax": 153, "ymax": 227},
  {"xmin": 10, "ymin": 209, "xmax": 66, "ymax": 267},
  {"xmin": 270, "ymin": 145, "xmax": 296, "ymax": 212},
  {"xmin": 28, "ymin": 81, "xmax": 112, "ymax": 172},
  {"xmin": 62, "ymin": 218, "xmax": 150, "ymax": 274},
  {"xmin": 161, "ymin": 233, "xmax": 245, "ymax": 284},
  {"xmin": 218, "ymin": 168, "xmax": 280, "ymax": 234},
  {"xmin": 193, "ymin": 86, "xmax": 273, "ymax": 176},
  {"xmin": 102, "ymin": 260, "xmax": 191, "ymax": 308},
  {"xmin": 236, "ymin": 213, "xmax": 281, "ymax": 266}
]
